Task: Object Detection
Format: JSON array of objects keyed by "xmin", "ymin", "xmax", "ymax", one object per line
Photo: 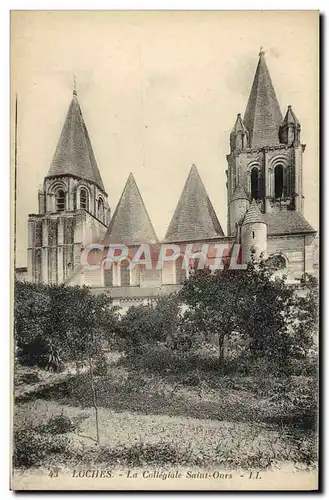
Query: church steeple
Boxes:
[
  {"xmin": 243, "ymin": 49, "xmax": 283, "ymax": 148},
  {"xmin": 226, "ymin": 50, "xmax": 308, "ymax": 236},
  {"xmin": 46, "ymin": 89, "xmax": 106, "ymax": 192},
  {"xmin": 28, "ymin": 86, "xmax": 111, "ymax": 285}
]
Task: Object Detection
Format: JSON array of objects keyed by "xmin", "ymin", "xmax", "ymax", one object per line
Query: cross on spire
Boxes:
[{"xmin": 73, "ymin": 74, "xmax": 77, "ymax": 96}]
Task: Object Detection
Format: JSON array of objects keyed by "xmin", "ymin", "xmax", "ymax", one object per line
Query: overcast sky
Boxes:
[{"xmin": 11, "ymin": 10, "xmax": 319, "ymax": 267}]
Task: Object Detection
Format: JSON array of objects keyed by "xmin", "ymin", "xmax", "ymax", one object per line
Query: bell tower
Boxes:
[
  {"xmin": 226, "ymin": 50, "xmax": 306, "ymax": 236},
  {"xmin": 27, "ymin": 86, "xmax": 111, "ymax": 284}
]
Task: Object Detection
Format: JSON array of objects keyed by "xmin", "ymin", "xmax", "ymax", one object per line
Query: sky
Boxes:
[{"xmin": 11, "ymin": 10, "xmax": 319, "ymax": 267}]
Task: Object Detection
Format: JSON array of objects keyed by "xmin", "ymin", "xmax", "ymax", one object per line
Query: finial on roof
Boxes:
[
  {"xmin": 73, "ymin": 74, "xmax": 77, "ymax": 96},
  {"xmin": 259, "ymin": 46, "xmax": 265, "ymax": 57}
]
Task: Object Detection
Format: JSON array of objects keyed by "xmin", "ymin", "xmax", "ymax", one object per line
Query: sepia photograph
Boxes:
[{"xmin": 11, "ymin": 10, "xmax": 319, "ymax": 491}]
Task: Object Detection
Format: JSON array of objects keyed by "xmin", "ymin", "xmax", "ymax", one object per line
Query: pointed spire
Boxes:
[
  {"xmin": 242, "ymin": 199, "xmax": 266, "ymax": 225},
  {"xmin": 230, "ymin": 113, "xmax": 249, "ymax": 151},
  {"xmin": 47, "ymin": 93, "xmax": 106, "ymax": 192},
  {"xmin": 243, "ymin": 51, "xmax": 283, "ymax": 148},
  {"xmin": 231, "ymin": 113, "xmax": 248, "ymax": 134},
  {"xmin": 164, "ymin": 165, "xmax": 224, "ymax": 242},
  {"xmin": 282, "ymin": 105, "xmax": 300, "ymax": 126},
  {"xmin": 103, "ymin": 173, "xmax": 158, "ymax": 245},
  {"xmin": 231, "ymin": 183, "xmax": 249, "ymax": 202}
]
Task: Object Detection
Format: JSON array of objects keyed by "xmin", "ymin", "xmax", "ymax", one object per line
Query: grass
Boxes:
[{"xmin": 13, "ymin": 359, "xmax": 318, "ymax": 471}]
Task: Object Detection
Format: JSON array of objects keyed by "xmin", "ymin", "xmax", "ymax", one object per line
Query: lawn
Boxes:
[{"xmin": 13, "ymin": 358, "xmax": 317, "ymax": 472}]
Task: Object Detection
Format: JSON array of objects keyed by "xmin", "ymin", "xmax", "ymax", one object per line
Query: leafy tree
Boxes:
[
  {"xmin": 178, "ymin": 257, "xmax": 318, "ymax": 370},
  {"xmin": 15, "ymin": 281, "xmax": 120, "ymax": 443}
]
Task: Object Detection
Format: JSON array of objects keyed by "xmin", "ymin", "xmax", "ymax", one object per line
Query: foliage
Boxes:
[
  {"xmin": 178, "ymin": 258, "xmax": 318, "ymax": 366},
  {"xmin": 118, "ymin": 295, "xmax": 180, "ymax": 354},
  {"xmin": 14, "ymin": 281, "xmax": 119, "ymax": 368},
  {"xmin": 13, "ymin": 428, "xmax": 70, "ymax": 468}
]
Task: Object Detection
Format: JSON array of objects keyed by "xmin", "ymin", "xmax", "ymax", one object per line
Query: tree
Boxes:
[
  {"xmin": 15, "ymin": 281, "xmax": 120, "ymax": 444},
  {"xmin": 62, "ymin": 288, "xmax": 119, "ymax": 444},
  {"xmin": 178, "ymin": 257, "xmax": 318, "ymax": 370}
]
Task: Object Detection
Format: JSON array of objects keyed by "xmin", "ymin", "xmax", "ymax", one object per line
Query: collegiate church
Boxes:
[{"xmin": 23, "ymin": 51, "xmax": 318, "ymax": 308}]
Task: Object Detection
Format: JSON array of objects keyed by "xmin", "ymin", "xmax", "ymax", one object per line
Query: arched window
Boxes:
[
  {"xmin": 120, "ymin": 260, "xmax": 130, "ymax": 287},
  {"xmin": 251, "ymin": 167, "xmax": 259, "ymax": 200},
  {"xmin": 98, "ymin": 197, "xmax": 104, "ymax": 221},
  {"xmin": 274, "ymin": 165, "xmax": 284, "ymax": 199},
  {"xmin": 79, "ymin": 188, "xmax": 89, "ymax": 211},
  {"xmin": 55, "ymin": 189, "xmax": 65, "ymax": 212},
  {"xmin": 175, "ymin": 256, "xmax": 186, "ymax": 284}
]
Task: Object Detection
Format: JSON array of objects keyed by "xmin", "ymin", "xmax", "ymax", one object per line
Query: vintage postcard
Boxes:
[{"xmin": 11, "ymin": 10, "xmax": 319, "ymax": 491}]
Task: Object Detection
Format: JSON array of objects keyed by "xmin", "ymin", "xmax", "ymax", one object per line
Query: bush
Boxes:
[
  {"xmin": 39, "ymin": 414, "xmax": 77, "ymax": 435},
  {"xmin": 117, "ymin": 295, "xmax": 180, "ymax": 354},
  {"xmin": 13, "ymin": 428, "xmax": 71, "ymax": 468}
]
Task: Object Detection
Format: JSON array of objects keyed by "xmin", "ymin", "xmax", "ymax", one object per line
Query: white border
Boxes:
[{"xmin": 3, "ymin": 2, "xmax": 326, "ymax": 498}]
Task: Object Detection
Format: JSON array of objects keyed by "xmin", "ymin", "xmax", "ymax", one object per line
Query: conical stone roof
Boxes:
[
  {"xmin": 231, "ymin": 113, "xmax": 248, "ymax": 134},
  {"xmin": 243, "ymin": 51, "xmax": 283, "ymax": 148},
  {"xmin": 103, "ymin": 173, "xmax": 158, "ymax": 245},
  {"xmin": 282, "ymin": 105, "xmax": 300, "ymax": 126},
  {"xmin": 164, "ymin": 165, "xmax": 224, "ymax": 242},
  {"xmin": 231, "ymin": 184, "xmax": 249, "ymax": 202},
  {"xmin": 47, "ymin": 91, "xmax": 106, "ymax": 192},
  {"xmin": 242, "ymin": 199, "xmax": 266, "ymax": 225}
]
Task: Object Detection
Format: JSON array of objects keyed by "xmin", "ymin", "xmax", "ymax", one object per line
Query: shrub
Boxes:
[
  {"xmin": 13, "ymin": 428, "xmax": 70, "ymax": 468},
  {"xmin": 40, "ymin": 414, "xmax": 77, "ymax": 435}
]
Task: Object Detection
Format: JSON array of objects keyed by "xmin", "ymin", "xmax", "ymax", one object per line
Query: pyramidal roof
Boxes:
[
  {"xmin": 47, "ymin": 91, "xmax": 106, "ymax": 192},
  {"xmin": 243, "ymin": 50, "xmax": 283, "ymax": 149},
  {"xmin": 231, "ymin": 184, "xmax": 249, "ymax": 202},
  {"xmin": 282, "ymin": 105, "xmax": 300, "ymax": 126},
  {"xmin": 164, "ymin": 165, "xmax": 224, "ymax": 242},
  {"xmin": 231, "ymin": 113, "xmax": 248, "ymax": 134},
  {"xmin": 103, "ymin": 173, "xmax": 158, "ymax": 245},
  {"xmin": 242, "ymin": 199, "xmax": 266, "ymax": 225}
]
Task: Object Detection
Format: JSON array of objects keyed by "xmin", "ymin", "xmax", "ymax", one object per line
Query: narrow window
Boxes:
[
  {"xmin": 275, "ymin": 165, "xmax": 284, "ymax": 199},
  {"xmin": 252, "ymin": 231, "xmax": 255, "ymax": 239},
  {"xmin": 251, "ymin": 167, "xmax": 259, "ymax": 200},
  {"xmin": 120, "ymin": 260, "xmax": 131, "ymax": 287},
  {"xmin": 55, "ymin": 189, "xmax": 65, "ymax": 212},
  {"xmin": 79, "ymin": 188, "xmax": 89, "ymax": 211},
  {"xmin": 98, "ymin": 198, "xmax": 104, "ymax": 221}
]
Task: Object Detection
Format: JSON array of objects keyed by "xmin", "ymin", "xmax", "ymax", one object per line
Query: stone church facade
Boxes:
[{"xmin": 24, "ymin": 51, "xmax": 318, "ymax": 308}]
